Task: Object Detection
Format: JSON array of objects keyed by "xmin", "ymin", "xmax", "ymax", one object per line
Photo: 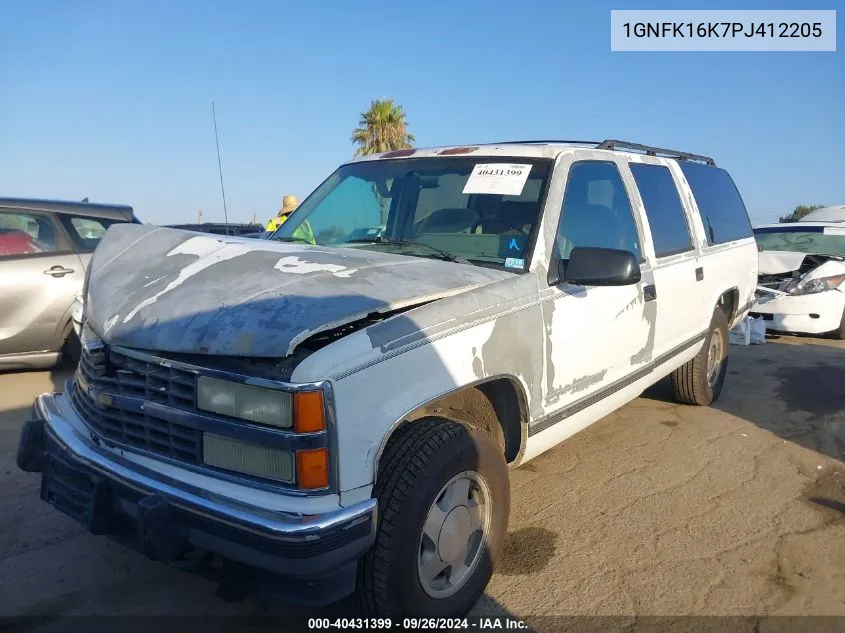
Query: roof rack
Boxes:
[
  {"xmin": 489, "ymin": 139, "xmax": 603, "ymax": 146},
  {"xmin": 596, "ymin": 140, "xmax": 716, "ymax": 166},
  {"xmin": 484, "ymin": 139, "xmax": 715, "ymax": 165}
]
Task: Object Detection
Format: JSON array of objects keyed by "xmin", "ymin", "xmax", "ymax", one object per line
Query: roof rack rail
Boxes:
[
  {"xmin": 596, "ymin": 140, "xmax": 716, "ymax": 166},
  {"xmin": 488, "ymin": 139, "xmax": 602, "ymax": 146}
]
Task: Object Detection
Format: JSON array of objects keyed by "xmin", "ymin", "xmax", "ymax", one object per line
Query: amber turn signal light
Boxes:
[
  {"xmin": 296, "ymin": 448, "xmax": 329, "ymax": 489},
  {"xmin": 294, "ymin": 390, "xmax": 325, "ymax": 433}
]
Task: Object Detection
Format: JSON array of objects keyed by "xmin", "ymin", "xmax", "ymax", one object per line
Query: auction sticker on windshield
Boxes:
[
  {"xmin": 823, "ymin": 226, "xmax": 845, "ymax": 236},
  {"xmin": 463, "ymin": 163, "xmax": 532, "ymax": 196}
]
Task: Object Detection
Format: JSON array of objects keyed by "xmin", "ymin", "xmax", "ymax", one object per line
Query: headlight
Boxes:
[
  {"xmin": 786, "ymin": 273, "xmax": 845, "ymax": 296},
  {"xmin": 203, "ymin": 434, "xmax": 295, "ymax": 483},
  {"xmin": 198, "ymin": 376, "xmax": 293, "ymax": 428},
  {"xmin": 198, "ymin": 378, "xmax": 330, "ymax": 489}
]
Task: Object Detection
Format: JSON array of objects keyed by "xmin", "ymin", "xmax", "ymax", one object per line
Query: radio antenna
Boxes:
[{"xmin": 211, "ymin": 101, "xmax": 230, "ymax": 227}]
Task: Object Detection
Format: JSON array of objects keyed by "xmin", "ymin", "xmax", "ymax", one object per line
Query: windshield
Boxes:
[
  {"xmin": 270, "ymin": 157, "xmax": 554, "ymax": 270},
  {"xmin": 754, "ymin": 226, "xmax": 845, "ymax": 256}
]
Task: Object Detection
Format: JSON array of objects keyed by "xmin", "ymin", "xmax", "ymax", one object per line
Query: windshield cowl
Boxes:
[{"xmin": 345, "ymin": 236, "xmax": 472, "ymax": 264}]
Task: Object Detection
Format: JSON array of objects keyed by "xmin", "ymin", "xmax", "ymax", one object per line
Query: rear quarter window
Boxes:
[
  {"xmin": 678, "ymin": 162, "xmax": 753, "ymax": 246},
  {"xmin": 59, "ymin": 215, "xmax": 126, "ymax": 251}
]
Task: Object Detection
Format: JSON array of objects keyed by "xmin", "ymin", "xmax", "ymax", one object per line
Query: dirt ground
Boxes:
[{"xmin": 1, "ymin": 335, "xmax": 843, "ymax": 629}]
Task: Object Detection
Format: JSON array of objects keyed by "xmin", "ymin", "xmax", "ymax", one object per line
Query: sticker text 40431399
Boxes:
[
  {"xmin": 476, "ymin": 167, "xmax": 525, "ymax": 178},
  {"xmin": 463, "ymin": 163, "xmax": 532, "ymax": 196}
]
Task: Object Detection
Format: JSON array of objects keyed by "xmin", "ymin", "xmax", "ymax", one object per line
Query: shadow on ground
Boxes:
[{"xmin": 642, "ymin": 337, "xmax": 845, "ymax": 462}]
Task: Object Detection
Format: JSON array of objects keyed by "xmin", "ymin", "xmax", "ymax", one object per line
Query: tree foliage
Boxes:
[
  {"xmin": 351, "ymin": 99, "xmax": 415, "ymax": 157},
  {"xmin": 351, "ymin": 99, "xmax": 415, "ymax": 223},
  {"xmin": 779, "ymin": 204, "xmax": 824, "ymax": 223}
]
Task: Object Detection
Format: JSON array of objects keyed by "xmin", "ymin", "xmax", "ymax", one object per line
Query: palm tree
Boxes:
[
  {"xmin": 351, "ymin": 99, "xmax": 415, "ymax": 156},
  {"xmin": 351, "ymin": 99, "xmax": 415, "ymax": 223}
]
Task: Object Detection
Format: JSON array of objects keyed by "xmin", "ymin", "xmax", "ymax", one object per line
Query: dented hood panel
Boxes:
[
  {"xmin": 758, "ymin": 251, "xmax": 811, "ymax": 275},
  {"xmin": 758, "ymin": 250, "xmax": 845, "ymax": 276},
  {"xmin": 85, "ymin": 224, "xmax": 512, "ymax": 357}
]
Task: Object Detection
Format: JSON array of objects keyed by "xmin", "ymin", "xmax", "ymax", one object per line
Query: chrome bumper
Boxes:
[{"xmin": 17, "ymin": 393, "xmax": 376, "ymax": 604}]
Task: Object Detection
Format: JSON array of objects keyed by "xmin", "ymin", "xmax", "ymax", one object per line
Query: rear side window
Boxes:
[
  {"xmin": 678, "ymin": 162, "xmax": 753, "ymax": 245},
  {"xmin": 59, "ymin": 215, "xmax": 125, "ymax": 251},
  {"xmin": 630, "ymin": 164, "xmax": 692, "ymax": 257}
]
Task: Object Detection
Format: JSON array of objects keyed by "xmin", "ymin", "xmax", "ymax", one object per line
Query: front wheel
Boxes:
[
  {"xmin": 834, "ymin": 307, "xmax": 845, "ymax": 340},
  {"xmin": 671, "ymin": 307, "xmax": 729, "ymax": 406},
  {"xmin": 356, "ymin": 418, "xmax": 510, "ymax": 617}
]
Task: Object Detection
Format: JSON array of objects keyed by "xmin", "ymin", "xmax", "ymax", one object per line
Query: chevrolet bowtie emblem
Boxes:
[{"xmin": 96, "ymin": 393, "xmax": 113, "ymax": 408}]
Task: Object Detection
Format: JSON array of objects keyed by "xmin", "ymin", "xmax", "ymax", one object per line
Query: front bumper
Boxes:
[
  {"xmin": 751, "ymin": 288, "xmax": 845, "ymax": 335},
  {"xmin": 17, "ymin": 392, "xmax": 377, "ymax": 606}
]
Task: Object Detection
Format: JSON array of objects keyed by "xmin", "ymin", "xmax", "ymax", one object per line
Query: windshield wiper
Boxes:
[
  {"xmin": 272, "ymin": 236, "xmax": 312, "ymax": 243},
  {"xmin": 346, "ymin": 236, "xmax": 471, "ymax": 264}
]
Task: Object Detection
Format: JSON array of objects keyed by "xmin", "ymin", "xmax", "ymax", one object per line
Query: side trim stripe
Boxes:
[{"xmin": 528, "ymin": 331, "xmax": 707, "ymax": 437}]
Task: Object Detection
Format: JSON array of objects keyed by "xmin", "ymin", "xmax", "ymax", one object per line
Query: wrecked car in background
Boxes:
[
  {"xmin": 17, "ymin": 140, "xmax": 757, "ymax": 617},
  {"xmin": 751, "ymin": 222, "xmax": 845, "ymax": 339},
  {"xmin": 0, "ymin": 197, "xmax": 140, "ymax": 370}
]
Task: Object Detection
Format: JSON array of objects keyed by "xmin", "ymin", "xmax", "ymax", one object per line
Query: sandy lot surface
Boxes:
[{"xmin": 1, "ymin": 335, "xmax": 843, "ymax": 630}]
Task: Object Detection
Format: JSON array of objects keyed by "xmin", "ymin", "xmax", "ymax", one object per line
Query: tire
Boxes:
[
  {"xmin": 671, "ymin": 307, "xmax": 729, "ymax": 406},
  {"xmin": 834, "ymin": 308, "xmax": 845, "ymax": 340},
  {"xmin": 356, "ymin": 418, "xmax": 510, "ymax": 618},
  {"xmin": 62, "ymin": 323, "xmax": 82, "ymax": 366}
]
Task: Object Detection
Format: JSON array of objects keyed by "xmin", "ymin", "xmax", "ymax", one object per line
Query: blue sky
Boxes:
[{"xmin": 0, "ymin": 0, "xmax": 842, "ymax": 226}]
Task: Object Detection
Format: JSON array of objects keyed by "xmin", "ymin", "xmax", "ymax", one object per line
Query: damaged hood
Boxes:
[
  {"xmin": 758, "ymin": 250, "xmax": 844, "ymax": 275},
  {"xmin": 758, "ymin": 251, "xmax": 814, "ymax": 275},
  {"xmin": 85, "ymin": 224, "xmax": 512, "ymax": 357}
]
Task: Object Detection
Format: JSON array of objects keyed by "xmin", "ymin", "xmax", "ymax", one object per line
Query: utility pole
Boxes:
[{"xmin": 198, "ymin": 208, "xmax": 203, "ymax": 223}]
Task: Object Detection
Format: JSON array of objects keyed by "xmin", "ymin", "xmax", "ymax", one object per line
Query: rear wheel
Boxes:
[
  {"xmin": 356, "ymin": 418, "xmax": 509, "ymax": 617},
  {"xmin": 671, "ymin": 307, "xmax": 729, "ymax": 406}
]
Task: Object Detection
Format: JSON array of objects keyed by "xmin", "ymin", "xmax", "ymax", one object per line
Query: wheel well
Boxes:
[
  {"xmin": 399, "ymin": 378, "xmax": 526, "ymax": 464},
  {"xmin": 717, "ymin": 288, "xmax": 739, "ymax": 325},
  {"xmin": 54, "ymin": 318, "xmax": 73, "ymax": 351}
]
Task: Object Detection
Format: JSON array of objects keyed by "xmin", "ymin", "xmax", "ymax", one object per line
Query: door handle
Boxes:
[
  {"xmin": 44, "ymin": 266, "xmax": 75, "ymax": 277},
  {"xmin": 644, "ymin": 284, "xmax": 657, "ymax": 302},
  {"xmin": 695, "ymin": 267, "xmax": 704, "ymax": 281}
]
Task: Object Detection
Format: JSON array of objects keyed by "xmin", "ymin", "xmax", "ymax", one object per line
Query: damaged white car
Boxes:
[
  {"xmin": 17, "ymin": 140, "xmax": 757, "ymax": 617},
  {"xmin": 751, "ymin": 222, "xmax": 845, "ymax": 339}
]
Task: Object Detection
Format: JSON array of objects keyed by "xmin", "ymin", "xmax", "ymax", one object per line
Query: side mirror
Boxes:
[{"xmin": 550, "ymin": 246, "xmax": 641, "ymax": 287}]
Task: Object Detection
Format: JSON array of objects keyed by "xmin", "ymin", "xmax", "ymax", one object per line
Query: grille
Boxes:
[{"xmin": 72, "ymin": 341, "xmax": 202, "ymax": 464}]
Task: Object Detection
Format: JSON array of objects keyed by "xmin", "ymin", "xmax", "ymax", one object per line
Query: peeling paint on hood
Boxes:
[{"xmin": 85, "ymin": 224, "xmax": 513, "ymax": 357}]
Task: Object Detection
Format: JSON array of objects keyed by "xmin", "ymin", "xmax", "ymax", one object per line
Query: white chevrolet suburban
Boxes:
[{"xmin": 17, "ymin": 140, "xmax": 758, "ymax": 617}]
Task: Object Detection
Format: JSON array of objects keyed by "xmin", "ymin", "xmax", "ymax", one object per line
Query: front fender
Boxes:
[{"xmin": 322, "ymin": 317, "xmax": 544, "ymax": 491}]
